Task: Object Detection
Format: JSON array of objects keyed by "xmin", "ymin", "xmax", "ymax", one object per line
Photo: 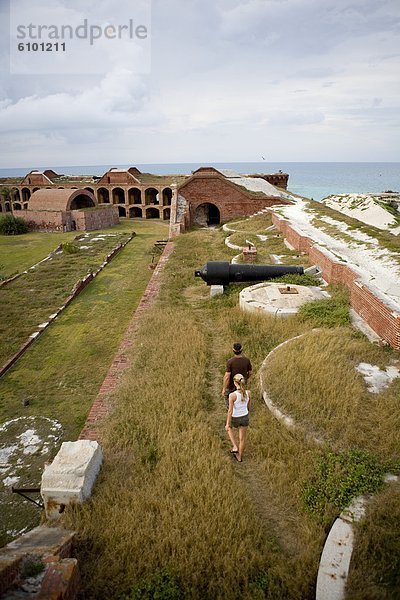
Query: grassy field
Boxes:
[
  {"xmin": 0, "ymin": 219, "xmax": 167, "ymax": 546},
  {"xmin": 0, "ymin": 231, "xmax": 77, "ymax": 279},
  {"xmin": 263, "ymin": 327, "xmax": 400, "ymax": 466},
  {"xmin": 3, "ymin": 213, "xmax": 399, "ymax": 597},
  {"xmin": 0, "ymin": 226, "xmax": 138, "ymax": 366},
  {"xmin": 226, "ymin": 213, "xmax": 309, "ymax": 266},
  {"xmin": 64, "ymin": 225, "xmax": 326, "ymax": 599}
]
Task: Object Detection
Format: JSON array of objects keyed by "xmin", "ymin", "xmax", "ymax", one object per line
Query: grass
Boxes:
[
  {"xmin": 263, "ymin": 327, "xmax": 400, "ymax": 465},
  {"xmin": 63, "ymin": 227, "xmax": 326, "ymax": 599},
  {"xmin": 225, "ymin": 216, "xmax": 308, "ymax": 267},
  {"xmin": 0, "ymin": 228, "xmax": 135, "ymax": 366},
  {"xmin": 0, "ymin": 231, "xmax": 77, "ymax": 279},
  {"xmin": 0, "ymin": 220, "xmax": 167, "ymax": 547},
  {"xmin": 346, "ymin": 482, "xmax": 400, "ymax": 599}
]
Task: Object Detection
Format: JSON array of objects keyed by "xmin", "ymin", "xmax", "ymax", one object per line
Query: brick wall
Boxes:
[
  {"xmin": 271, "ymin": 212, "xmax": 400, "ymax": 349},
  {"xmin": 71, "ymin": 206, "xmax": 119, "ymax": 231},
  {"xmin": 13, "ymin": 209, "xmax": 66, "ymax": 232},
  {"xmin": 180, "ymin": 175, "xmax": 290, "ymax": 227}
]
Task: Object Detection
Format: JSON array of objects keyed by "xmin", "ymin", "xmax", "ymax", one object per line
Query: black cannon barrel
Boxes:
[{"xmin": 194, "ymin": 261, "xmax": 304, "ymax": 286}]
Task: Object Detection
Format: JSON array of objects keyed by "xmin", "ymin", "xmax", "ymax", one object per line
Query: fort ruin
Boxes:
[{"xmin": 0, "ymin": 166, "xmax": 290, "ymax": 232}]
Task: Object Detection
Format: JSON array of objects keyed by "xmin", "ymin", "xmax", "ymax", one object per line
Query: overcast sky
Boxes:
[{"xmin": 0, "ymin": 0, "xmax": 399, "ymax": 168}]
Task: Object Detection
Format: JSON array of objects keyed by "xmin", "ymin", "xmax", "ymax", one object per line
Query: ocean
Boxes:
[{"xmin": 0, "ymin": 162, "xmax": 399, "ymax": 201}]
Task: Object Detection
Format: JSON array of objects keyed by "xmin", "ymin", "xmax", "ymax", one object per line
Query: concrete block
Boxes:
[
  {"xmin": 41, "ymin": 441, "xmax": 103, "ymax": 520},
  {"xmin": 210, "ymin": 285, "xmax": 224, "ymax": 298}
]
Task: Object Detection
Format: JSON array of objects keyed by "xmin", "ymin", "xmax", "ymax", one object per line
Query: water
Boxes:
[{"xmin": 1, "ymin": 162, "xmax": 399, "ymax": 201}]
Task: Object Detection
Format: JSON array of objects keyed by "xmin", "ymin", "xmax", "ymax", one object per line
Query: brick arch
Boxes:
[
  {"xmin": 193, "ymin": 202, "xmax": 220, "ymax": 226},
  {"xmin": 145, "ymin": 207, "xmax": 160, "ymax": 219},
  {"xmin": 29, "ymin": 189, "xmax": 97, "ymax": 212}
]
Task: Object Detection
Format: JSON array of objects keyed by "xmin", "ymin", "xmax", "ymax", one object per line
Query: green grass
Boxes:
[
  {"xmin": 225, "ymin": 215, "xmax": 308, "ymax": 267},
  {"xmin": 0, "ymin": 230, "xmax": 135, "ymax": 366},
  {"xmin": 0, "ymin": 231, "xmax": 77, "ymax": 279},
  {"xmin": 0, "ymin": 220, "xmax": 167, "ymax": 547}
]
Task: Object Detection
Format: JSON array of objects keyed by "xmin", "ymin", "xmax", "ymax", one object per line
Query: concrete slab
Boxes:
[
  {"xmin": 240, "ymin": 282, "xmax": 329, "ymax": 316},
  {"xmin": 41, "ymin": 440, "xmax": 103, "ymax": 520},
  {"xmin": 316, "ymin": 517, "xmax": 354, "ymax": 600}
]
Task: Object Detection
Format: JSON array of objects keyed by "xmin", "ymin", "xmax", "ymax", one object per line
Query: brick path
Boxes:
[{"xmin": 79, "ymin": 242, "xmax": 174, "ymax": 441}]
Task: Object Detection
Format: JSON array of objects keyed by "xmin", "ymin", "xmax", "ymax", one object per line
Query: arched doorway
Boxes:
[
  {"xmin": 146, "ymin": 207, "xmax": 160, "ymax": 219},
  {"xmin": 97, "ymin": 188, "xmax": 110, "ymax": 203},
  {"xmin": 194, "ymin": 203, "xmax": 220, "ymax": 226},
  {"xmin": 162, "ymin": 188, "xmax": 173, "ymax": 206},
  {"xmin": 118, "ymin": 206, "xmax": 127, "ymax": 217},
  {"xmin": 69, "ymin": 194, "xmax": 96, "ymax": 210},
  {"xmin": 128, "ymin": 188, "xmax": 142, "ymax": 204},
  {"xmin": 129, "ymin": 207, "xmax": 142, "ymax": 218},
  {"xmin": 112, "ymin": 188, "xmax": 125, "ymax": 204},
  {"xmin": 14, "ymin": 203, "xmax": 22, "ymax": 210},
  {"xmin": 22, "ymin": 188, "xmax": 31, "ymax": 202},
  {"xmin": 163, "ymin": 208, "xmax": 171, "ymax": 221},
  {"xmin": 145, "ymin": 188, "xmax": 159, "ymax": 205}
]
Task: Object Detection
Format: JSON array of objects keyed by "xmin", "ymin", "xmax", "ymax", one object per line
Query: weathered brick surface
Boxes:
[
  {"xmin": 272, "ymin": 212, "xmax": 400, "ymax": 349},
  {"xmin": 179, "ymin": 172, "xmax": 290, "ymax": 227},
  {"xmin": 0, "ymin": 527, "xmax": 76, "ymax": 598},
  {"xmin": 79, "ymin": 242, "xmax": 175, "ymax": 441},
  {"xmin": 38, "ymin": 559, "xmax": 79, "ymax": 600}
]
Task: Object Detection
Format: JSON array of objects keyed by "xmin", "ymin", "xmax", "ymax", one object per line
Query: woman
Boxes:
[{"xmin": 225, "ymin": 373, "xmax": 251, "ymax": 462}]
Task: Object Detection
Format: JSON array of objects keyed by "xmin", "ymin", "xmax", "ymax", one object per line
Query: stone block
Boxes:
[
  {"xmin": 41, "ymin": 441, "xmax": 103, "ymax": 520},
  {"xmin": 210, "ymin": 285, "xmax": 224, "ymax": 297}
]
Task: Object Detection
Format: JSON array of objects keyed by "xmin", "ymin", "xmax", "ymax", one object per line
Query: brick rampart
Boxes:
[{"xmin": 271, "ymin": 213, "xmax": 400, "ymax": 349}]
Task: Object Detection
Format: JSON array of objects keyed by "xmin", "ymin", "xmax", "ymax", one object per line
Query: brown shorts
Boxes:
[{"xmin": 231, "ymin": 414, "xmax": 249, "ymax": 428}]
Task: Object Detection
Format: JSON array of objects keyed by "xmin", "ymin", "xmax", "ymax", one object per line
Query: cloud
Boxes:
[
  {"xmin": 0, "ymin": 68, "xmax": 161, "ymax": 133},
  {"xmin": 0, "ymin": 0, "xmax": 399, "ymax": 166}
]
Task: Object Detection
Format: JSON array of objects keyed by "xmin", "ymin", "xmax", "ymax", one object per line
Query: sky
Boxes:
[{"xmin": 0, "ymin": 0, "xmax": 399, "ymax": 168}]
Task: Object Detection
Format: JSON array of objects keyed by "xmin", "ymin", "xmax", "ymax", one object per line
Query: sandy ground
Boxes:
[
  {"xmin": 273, "ymin": 198, "xmax": 400, "ymax": 311},
  {"xmin": 322, "ymin": 194, "xmax": 400, "ymax": 234}
]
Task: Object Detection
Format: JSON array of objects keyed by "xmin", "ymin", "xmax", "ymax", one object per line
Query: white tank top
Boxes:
[{"xmin": 232, "ymin": 391, "xmax": 249, "ymax": 417}]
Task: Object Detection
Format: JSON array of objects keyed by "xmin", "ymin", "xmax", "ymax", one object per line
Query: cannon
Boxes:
[{"xmin": 195, "ymin": 261, "xmax": 304, "ymax": 286}]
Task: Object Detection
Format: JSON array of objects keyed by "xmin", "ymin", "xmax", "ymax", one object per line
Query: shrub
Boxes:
[
  {"xmin": 302, "ymin": 449, "xmax": 385, "ymax": 520},
  {"xmin": 62, "ymin": 242, "xmax": 80, "ymax": 254},
  {"xmin": 272, "ymin": 272, "xmax": 319, "ymax": 286},
  {"xmin": 0, "ymin": 214, "xmax": 28, "ymax": 235},
  {"xmin": 298, "ymin": 287, "xmax": 350, "ymax": 327}
]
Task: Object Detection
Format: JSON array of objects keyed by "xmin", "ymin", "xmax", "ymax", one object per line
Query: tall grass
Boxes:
[
  {"xmin": 263, "ymin": 327, "xmax": 400, "ymax": 464},
  {"xmin": 64, "ymin": 227, "xmax": 327, "ymax": 599},
  {"xmin": 62, "ymin": 221, "xmax": 399, "ymax": 598},
  {"xmin": 346, "ymin": 483, "xmax": 400, "ymax": 599}
]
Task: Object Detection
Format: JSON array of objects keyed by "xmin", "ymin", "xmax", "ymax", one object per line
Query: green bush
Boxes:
[
  {"xmin": 303, "ymin": 449, "xmax": 385, "ymax": 520},
  {"xmin": 298, "ymin": 288, "xmax": 350, "ymax": 327},
  {"xmin": 62, "ymin": 242, "xmax": 80, "ymax": 254},
  {"xmin": 273, "ymin": 273, "xmax": 319, "ymax": 286},
  {"xmin": 0, "ymin": 214, "xmax": 28, "ymax": 235},
  {"xmin": 121, "ymin": 571, "xmax": 183, "ymax": 600}
]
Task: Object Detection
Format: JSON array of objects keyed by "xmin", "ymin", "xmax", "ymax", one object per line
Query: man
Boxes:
[{"xmin": 222, "ymin": 342, "xmax": 252, "ymax": 407}]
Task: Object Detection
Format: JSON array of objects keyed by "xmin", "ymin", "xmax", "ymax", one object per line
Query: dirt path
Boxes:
[{"xmin": 201, "ymin": 313, "xmax": 300, "ymax": 557}]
